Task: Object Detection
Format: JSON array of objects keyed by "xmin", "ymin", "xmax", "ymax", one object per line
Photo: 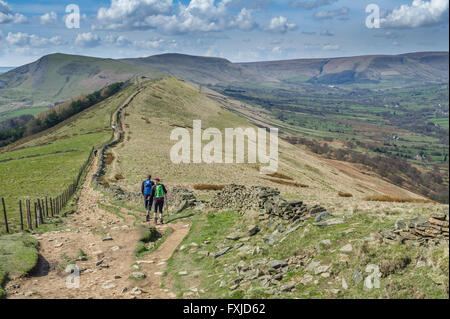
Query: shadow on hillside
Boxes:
[{"xmin": 29, "ymin": 254, "xmax": 50, "ymax": 278}]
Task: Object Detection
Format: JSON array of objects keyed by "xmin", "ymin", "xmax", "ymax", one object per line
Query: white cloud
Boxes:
[
  {"xmin": 272, "ymin": 46, "xmax": 282, "ymax": 54},
  {"xmin": 0, "ymin": 0, "xmax": 27, "ymax": 24},
  {"xmin": 104, "ymin": 34, "xmax": 132, "ymax": 47},
  {"xmin": 75, "ymin": 32, "xmax": 101, "ymax": 48},
  {"xmin": 133, "ymin": 38, "xmax": 165, "ymax": 49},
  {"xmin": 6, "ymin": 32, "xmax": 62, "ymax": 47},
  {"xmin": 230, "ymin": 8, "xmax": 258, "ymax": 30},
  {"xmin": 40, "ymin": 11, "xmax": 57, "ymax": 25},
  {"xmin": 268, "ymin": 16, "xmax": 297, "ymax": 33},
  {"xmin": 95, "ymin": 0, "xmax": 261, "ymax": 34},
  {"xmin": 95, "ymin": 0, "xmax": 174, "ymax": 30},
  {"xmin": 381, "ymin": 0, "xmax": 449, "ymax": 28},
  {"xmin": 289, "ymin": 0, "xmax": 338, "ymax": 9},
  {"xmin": 322, "ymin": 44, "xmax": 340, "ymax": 50},
  {"xmin": 314, "ymin": 7, "xmax": 349, "ymax": 19}
]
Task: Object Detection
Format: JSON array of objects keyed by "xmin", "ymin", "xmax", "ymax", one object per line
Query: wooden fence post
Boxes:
[
  {"xmin": 27, "ymin": 200, "xmax": 32, "ymax": 230},
  {"xmin": 34, "ymin": 202, "xmax": 38, "ymax": 228},
  {"xmin": 39, "ymin": 199, "xmax": 45, "ymax": 223},
  {"xmin": 19, "ymin": 200, "xmax": 24, "ymax": 231},
  {"xmin": 2, "ymin": 198, "xmax": 9, "ymax": 233},
  {"xmin": 45, "ymin": 197, "xmax": 49, "ymax": 217}
]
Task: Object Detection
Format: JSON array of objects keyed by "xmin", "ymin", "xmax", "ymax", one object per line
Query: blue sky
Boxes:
[{"xmin": 0, "ymin": 0, "xmax": 448, "ymax": 66}]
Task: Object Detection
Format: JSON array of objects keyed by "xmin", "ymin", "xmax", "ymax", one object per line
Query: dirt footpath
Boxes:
[{"xmin": 6, "ymin": 157, "xmax": 190, "ymax": 299}]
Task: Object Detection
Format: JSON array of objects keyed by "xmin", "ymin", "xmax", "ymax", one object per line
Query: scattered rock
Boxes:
[
  {"xmin": 342, "ymin": 278, "xmax": 348, "ymax": 290},
  {"xmin": 340, "ymin": 244, "xmax": 353, "ymax": 253},
  {"xmin": 320, "ymin": 239, "xmax": 332, "ymax": 247},
  {"xmin": 315, "ymin": 265, "xmax": 331, "ymax": 275},
  {"xmin": 130, "ymin": 287, "xmax": 142, "ymax": 295},
  {"xmin": 353, "ymin": 270, "xmax": 363, "ymax": 285},
  {"xmin": 300, "ymin": 274, "xmax": 314, "ymax": 285},
  {"xmin": 315, "ymin": 211, "xmax": 330, "ymax": 223},
  {"xmin": 131, "ymin": 272, "xmax": 146, "ymax": 280},
  {"xmin": 280, "ymin": 282, "xmax": 296, "ymax": 292},
  {"xmin": 314, "ymin": 218, "xmax": 344, "ymax": 227},
  {"xmin": 102, "ymin": 282, "xmax": 116, "ymax": 289},
  {"xmin": 226, "ymin": 232, "xmax": 243, "ymax": 241},
  {"xmin": 306, "ymin": 261, "xmax": 321, "ymax": 273},
  {"xmin": 213, "ymin": 246, "xmax": 232, "ymax": 258},
  {"xmin": 268, "ymin": 260, "xmax": 287, "ymax": 270},
  {"xmin": 178, "ymin": 271, "xmax": 188, "ymax": 276},
  {"xmin": 248, "ymin": 225, "xmax": 260, "ymax": 236}
]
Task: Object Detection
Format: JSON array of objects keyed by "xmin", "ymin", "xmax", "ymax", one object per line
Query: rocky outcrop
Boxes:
[
  {"xmin": 166, "ymin": 188, "xmax": 198, "ymax": 213},
  {"xmin": 209, "ymin": 184, "xmax": 327, "ymax": 222},
  {"xmin": 379, "ymin": 212, "xmax": 449, "ymax": 246}
]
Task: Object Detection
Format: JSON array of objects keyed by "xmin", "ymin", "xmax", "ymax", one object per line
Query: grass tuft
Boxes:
[
  {"xmin": 338, "ymin": 191, "xmax": 353, "ymax": 198},
  {"xmin": 194, "ymin": 184, "xmax": 225, "ymax": 191},
  {"xmin": 365, "ymin": 195, "xmax": 434, "ymax": 203}
]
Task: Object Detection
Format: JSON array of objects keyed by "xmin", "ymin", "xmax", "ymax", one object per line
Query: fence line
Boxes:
[{"xmin": 1, "ymin": 147, "xmax": 95, "ymax": 234}]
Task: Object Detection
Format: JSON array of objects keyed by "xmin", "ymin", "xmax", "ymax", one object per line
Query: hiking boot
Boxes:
[
  {"xmin": 146, "ymin": 215, "xmax": 150, "ymax": 222},
  {"xmin": 160, "ymin": 219, "xmax": 164, "ymax": 225},
  {"xmin": 154, "ymin": 217, "xmax": 158, "ymax": 224}
]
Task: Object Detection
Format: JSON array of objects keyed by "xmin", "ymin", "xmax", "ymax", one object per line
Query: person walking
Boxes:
[
  {"xmin": 152, "ymin": 177, "xmax": 167, "ymax": 224},
  {"xmin": 141, "ymin": 175, "xmax": 154, "ymax": 222}
]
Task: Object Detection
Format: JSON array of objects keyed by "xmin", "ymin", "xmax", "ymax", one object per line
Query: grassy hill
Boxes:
[
  {"xmin": 0, "ymin": 54, "xmax": 161, "ymax": 120},
  {"xmin": 1, "ymin": 51, "xmax": 447, "ymax": 122},
  {"xmin": 0, "ymin": 83, "xmax": 138, "ymax": 232},
  {"xmin": 0, "ymin": 77, "xmax": 447, "ymax": 299},
  {"xmin": 121, "ymin": 52, "xmax": 449, "ymax": 86},
  {"xmin": 103, "ymin": 78, "xmax": 426, "ymax": 205},
  {"xmin": 99, "ymin": 78, "xmax": 448, "ymax": 299}
]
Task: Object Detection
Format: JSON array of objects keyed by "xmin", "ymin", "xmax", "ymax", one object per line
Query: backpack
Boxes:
[
  {"xmin": 143, "ymin": 180, "xmax": 154, "ymax": 195},
  {"xmin": 155, "ymin": 185, "xmax": 165, "ymax": 199}
]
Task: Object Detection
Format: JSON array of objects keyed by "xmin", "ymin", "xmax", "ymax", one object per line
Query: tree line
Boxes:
[{"xmin": 0, "ymin": 82, "xmax": 124, "ymax": 147}]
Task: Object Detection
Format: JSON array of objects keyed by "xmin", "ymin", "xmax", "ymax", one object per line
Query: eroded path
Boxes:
[{"xmin": 6, "ymin": 87, "xmax": 191, "ymax": 299}]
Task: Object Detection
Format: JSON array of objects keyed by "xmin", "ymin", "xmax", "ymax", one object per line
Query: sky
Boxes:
[{"xmin": 0, "ymin": 0, "xmax": 449, "ymax": 66}]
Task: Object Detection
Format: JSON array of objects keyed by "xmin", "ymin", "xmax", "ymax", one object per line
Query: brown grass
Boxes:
[
  {"xmin": 194, "ymin": 184, "xmax": 225, "ymax": 191},
  {"xmin": 105, "ymin": 153, "xmax": 115, "ymax": 165},
  {"xmin": 141, "ymin": 117, "xmax": 151, "ymax": 124},
  {"xmin": 364, "ymin": 195, "xmax": 434, "ymax": 203},
  {"xmin": 114, "ymin": 174, "xmax": 125, "ymax": 180},
  {"xmin": 263, "ymin": 178, "xmax": 308, "ymax": 188},
  {"xmin": 97, "ymin": 176, "xmax": 110, "ymax": 188},
  {"xmin": 266, "ymin": 172, "xmax": 294, "ymax": 181},
  {"xmin": 338, "ymin": 191, "xmax": 353, "ymax": 198}
]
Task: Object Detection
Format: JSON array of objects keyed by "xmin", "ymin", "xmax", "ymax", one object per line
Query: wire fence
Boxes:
[{"xmin": 1, "ymin": 147, "xmax": 95, "ymax": 234}]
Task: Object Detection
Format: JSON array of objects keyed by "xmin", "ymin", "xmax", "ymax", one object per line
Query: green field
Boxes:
[{"xmin": 0, "ymin": 84, "xmax": 137, "ymax": 233}]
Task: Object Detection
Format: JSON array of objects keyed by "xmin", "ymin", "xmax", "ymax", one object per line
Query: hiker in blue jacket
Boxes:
[{"xmin": 141, "ymin": 175, "xmax": 154, "ymax": 222}]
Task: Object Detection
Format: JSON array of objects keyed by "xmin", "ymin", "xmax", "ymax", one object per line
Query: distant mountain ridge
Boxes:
[
  {"xmin": 121, "ymin": 51, "xmax": 449, "ymax": 85},
  {"xmin": 0, "ymin": 51, "xmax": 448, "ymax": 119}
]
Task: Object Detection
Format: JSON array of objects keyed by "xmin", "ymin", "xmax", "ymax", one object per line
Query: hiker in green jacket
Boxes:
[{"xmin": 152, "ymin": 177, "xmax": 168, "ymax": 224}]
